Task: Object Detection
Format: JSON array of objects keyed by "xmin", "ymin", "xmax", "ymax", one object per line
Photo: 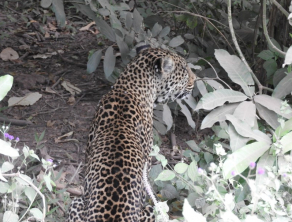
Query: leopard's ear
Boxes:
[
  {"xmin": 136, "ymin": 44, "xmax": 150, "ymax": 54},
  {"xmin": 154, "ymin": 56, "xmax": 174, "ymax": 77}
]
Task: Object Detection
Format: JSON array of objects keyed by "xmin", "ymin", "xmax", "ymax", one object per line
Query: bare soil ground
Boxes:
[{"xmin": 0, "ymin": 1, "xmax": 203, "ymax": 219}]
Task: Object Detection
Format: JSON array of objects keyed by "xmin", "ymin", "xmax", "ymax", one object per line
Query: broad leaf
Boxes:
[
  {"xmin": 233, "ymin": 101, "xmax": 256, "ymax": 127},
  {"xmin": 162, "ymin": 104, "xmax": 173, "ymax": 131},
  {"xmin": 8, "ymin": 92, "xmax": 42, "ymax": 106},
  {"xmin": 169, "ymin": 35, "xmax": 184, "ymax": 48},
  {"xmin": 104, "ymin": 46, "xmax": 116, "ymax": 80},
  {"xmin": 223, "ymin": 142, "xmax": 270, "ymax": 179},
  {"xmin": 214, "ymin": 49, "xmax": 254, "ymax": 97},
  {"xmin": 41, "ymin": 0, "xmax": 52, "ymax": 8},
  {"xmin": 283, "ymin": 46, "xmax": 292, "ymax": 67},
  {"xmin": 183, "ymin": 94, "xmax": 197, "ymax": 110},
  {"xmin": 177, "ymin": 100, "xmax": 196, "ymax": 128},
  {"xmin": 25, "ymin": 186, "xmax": 37, "ymax": 203},
  {"xmin": 116, "ymin": 35, "xmax": 130, "ymax": 64},
  {"xmin": 273, "ymin": 68, "xmax": 286, "ymax": 87},
  {"xmin": 204, "ymin": 79, "xmax": 224, "ymax": 90},
  {"xmin": 3, "ymin": 211, "xmax": 19, "ymax": 222},
  {"xmin": 52, "ymin": 0, "xmax": 66, "ymax": 27},
  {"xmin": 30, "ymin": 208, "xmax": 43, "ymax": 220},
  {"xmin": 87, "ymin": 49, "xmax": 102, "ymax": 74},
  {"xmin": 201, "ymin": 103, "xmax": 238, "ymax": 129},
  {"xmin": 94, "ymin": 18, "xmax": 116, "ymax": 42},
  {"xmin": 254, "ymin": 95, "xmax": 292, "ymax": 119},
  {"xmin": 161, "ymin": 184, "xmax": 179, "ymax": 199},
  {"xmin": 258, "ymin": 50, "xmax": 274, "ymax": 60},
  {"xmin": 256, "ymin": 103, "xmax": 280, "ymax": 130},
  {"xmin": 183, "ymin": 199, "xmax": 206, "ymax": 222},
  {"xmin": 227, "ymin": 124, "xmax": 249, "ymax": 152},
  {"xmin": 133, "ymin": 9, "xmax": 143, "ymax": 33},
  {"xmin": 272, "ymin": 73, "xmax": 292, "ymax": 99},
  {"xmin": 187, "ymin": 161, "xmax": 198, "ymax": 182},
  {"xmin": 263, "ymin": 59, "xmax": 277, "ymax": 78},
  {"xmin": 196, "ymin": 89, "xmax": 247, "ymax": 111},
  {"xmin": 280, "ymin": 131, "xmax": 292, "ymax": 153},
  {"xmin": 274, "ymin": 117, "xmax": 292, "ymax": 140},
  {"xmin": 196, "ymin": 80, "xmax": 207, "ymax": 96},
  {"xmin": 125, "ymin": 12, "xmax": 133, "ymax": 30},
  {"xmin": 174, "ymin": 163, "xmax": 188, "ymax": 174},
  {"xmin": 186, "ymin": 140, "xmax": 200, "ymax": 152},
  {"xmin": 0, "ymin": 74, "xmax": 13, "ymax": 101},
  {"xmin": 0, "ymin": 139, "xmax": 19, "ymax": 158},
  {"xmin": 159, "ymin": 26, "xmax": 170, "ymax": 38},
  {"xmin": 155, "ymin": 170, "xmax": 175, "ymax": 181},
  {"xmin": 153, "ymin": 119, "xmax": 167, "ymax": 135},
  {"xmin": 151, "ymin": 22, "xmax": 162, "ymax": 37},
  {"xmin": 1, "ymin": 162, "xmax": 14, "ymax": 173},
  {"xmin": 226, "ymin": 114, "xmax": 271, "ymax": 144}
]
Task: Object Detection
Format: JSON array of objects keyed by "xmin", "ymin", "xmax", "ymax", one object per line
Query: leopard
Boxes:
[{"xmin": 67, "ymin": 45, "xmax": 196, "ymax": 222}]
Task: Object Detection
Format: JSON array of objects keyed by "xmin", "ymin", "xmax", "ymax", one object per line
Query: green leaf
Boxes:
[
  {"xmin": 94, "ymin": 18, "xmax": 116, "ymax": 42},
  {"xmin": 183, "ymin": 94, "xmax": 197, "ymax": 110},
  {"xmin": 133, "ymin": 9, "xmax": 143, "ymax": 33},
  {"xmin": 263, "ymin": 59, "xmax": 277, "ymax": 78},
  {"xmin": 273, "ymin": 68, "xmax": 286, "ymax": 87},
  {"xmin": 159, "ymin": 26, "xmax": 170, "ymax": 38},
  {"xmin": 44, "ymin": 173, "xmax": 53, "ymax": 191},
  {"xmin": 125, "ymin": 12, "xmax": 133, "ymax": 30},
  {"xmin": 52, "ymin": 0, "xmax": 66, "ymax": 27},
  {"xmin": 3, "ymin": 211, "xmax": 19, "ymax": 222},
  {"xmin": 182, "ymin": 199, "xmax": 206, "ymax": 222},
  {"xmin": 227, "ymin": 124, "xmax": 249, "ymax": 151},
  {"xmin": 151, "ymin": 22, "xmax": 162, "ymax": 38},
  {"xmin": 268, "ymin": 38, "xmax": 284, "ymax": 58},
  {"xmin": 1, "ymin": 162, "xmax": 14, "ymax": 173},
  {"xmin": 223, "ymin": 142, "xmax": 270, "ymax": 179},
  {"xmin": 274, "ymin": 117, "xmax": 292, "ymax": 140},
  {"xmin": 0, "ymin": 74, "xmax": 13, "ymax": 101},
  {"xmin": 187, "ymin": 161, "xmax": 198, "ymax": 182},
  {"xmin": 255, "ymin": 151, "xmax": 275, "ymax": 187},
  {"xmin": 155, "ymin": 170, "xmax": 175, "ymax": 181},
  {"xmin": 149, "ymin": 164, "xmax": 162, "ymax": 180},
  {"xmin": 196, "ymin": 80, "xmax": 208, "ymax": 96},
  {"xmin": 0, "ymin": 139, "xmax": 19, "ymax": 158},
  {"xmin": 201, "ymin": 103, "xmax": 238, "ymax": 129},
  {"xmin": 177, "ymin": 99, "xmax": 196, "ymax": 128},
  {"xmin": 233, "ymin": 101, "xmax": 256, "ymax": 127},
  {"xmin": 169, "ymin": 35, "xmax": 184, "ymax": 48},
  {"xmin": 186, "ymin": 140, "xmax": 200, "ymax": 152},
  {"xmin": 283, "ymin": 46, "xmax": 292, "ymax": 67},
  {"xmin": 162, "ymin": 104, "xmax": 173, "ymax": 131},
  {"xmin": 280, "ymin": 131, "xmax": 292, "ymax": 153},
  {"xmin": 174, "ymin": 163, "xmax": 188, "ymax": 174},
  {"xmin": 16, "ymin": 174, "xmax": 32, "ymax": 186},
  {"xmin": 226, "ymin": 114, "xmax": 271, "ymax": 144},
  {"xmin": 254, "ymin": 95, "xmax": 292, "ymax": 119},
  {"xmin": 30, "ymin": 208, "xmax": 43, "ymax": 220},
  {"xmin": 104, "ymin": 46, "xmax": 116, "ymax": 80},
  {"xmin": 196, "ymin": 89, "xmax": 247, "ymax": 111},
  {"xmin": 214, "ymin": 49, "xmax": 254, "ymax": 97},
  {"xmin": 256, "ymin": 103, "xmax": 280, "ymax": 130},
  {"xmin": 272, "ymin": 73, "xmax": 292, "ymax": 99},
  {"xmin": 41, "ymin": 0, "xmax": 52, "ymax": 8},
  {"xmin": 257, "ymin": 50, "xmax": 274, "ymax": 60},
  {"xmin": 116, "ymin": 35, "xmax": 130, "ymax": 64},
  {"xmin": 0, "ymin": 182, "xmax": 9, "ymax": 193},
  {"xmin": 161, "ymin": 184, "xmax": 178, "ymax": 199},
  {"xmin": 87, "ymin": 49, "xmax": 102, "ymax": 74},
  {"xmin": 25, "ymin": 186, "xmax": 37, "ymax": 203}
]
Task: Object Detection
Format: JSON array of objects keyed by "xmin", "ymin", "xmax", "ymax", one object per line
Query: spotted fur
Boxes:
[{"xmin": 67, "ymin": 47, "xmax": 196, "ymax": 222}]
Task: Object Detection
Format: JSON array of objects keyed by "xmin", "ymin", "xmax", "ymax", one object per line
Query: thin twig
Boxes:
[
  {"xmin": 0, "ymin": 117, "xmax": 33, "ymax": 126},
  {"xmin": 262, "ymin": 0, "xmax": 286, "ymax": 57},
  {"xmin": 227, "ymin": 0, "xmax": 273, "ymax": 94}
]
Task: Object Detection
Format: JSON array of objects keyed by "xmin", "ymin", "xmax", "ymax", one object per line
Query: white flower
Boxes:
[{"xmin": 215, "ymin": 143, "xmax": 226, "ymax": 156}]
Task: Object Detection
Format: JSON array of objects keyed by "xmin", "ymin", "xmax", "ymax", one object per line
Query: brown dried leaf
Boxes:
[{"xmin": 0, "ymin": 47, "xmax": 19, "ymax": 61}]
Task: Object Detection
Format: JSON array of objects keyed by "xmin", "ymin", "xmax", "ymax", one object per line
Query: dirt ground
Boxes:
[{"xmin": 0, "ymin": 1, "xmax": 201, "ymax": 216}]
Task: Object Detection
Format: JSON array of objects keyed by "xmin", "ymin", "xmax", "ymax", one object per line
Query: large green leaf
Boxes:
[
  {"xmin": 0, "ymin": 139, "xmax": 19, "ymax": 158},
  {"xmin": 214, "ymin": 49, "xmax": 254, "ymax": 97},
  {"xmin": 0, "ymin": 74, "xmax": 13, "ymax": 101},
  {"xmin": 280, "ymin": 131, "xmax": 292, "ymax": 153},
  {"xmin": 256, "ymin": 103, "xmax": 279, "ymax": 130},
  {"xmin": 133, "ymin": 9, "xmax": 143, "ymax": 33},
  {"xmin": 162, "ymin": 104, "xmax": 173, "ymax": 131},
  {"xmin": 227, "ymin": 124, "xmax": 249, "ymax": 151},
  {"xmin": 169, "ymin": 35, "xmax": 184, "ymax": 48},
  {"xmin": 87, "ymin": 50, "xmax": 102, "ymax": 74},
  {"xmin": 274, "ymin": 117, "xmax": 292, "ymax": 140},
  {"xmin": 272, "ymin": 73, "xmax": 292, "ymax": 99},
  {"xmin": 155, "ymin": 170, "xmax": 175, "ymax": 181},
  {"xmin": 183, "ymin": 94, "xmax": 197, "ymax": 110},
  {"xmin": 52, "ymin": 0, "xmax": 66, "ymax": 27},
  {"xmin": 3, "ymin": 211, "xmax": 19, "ymax": 222},
  {"xmin": 223, "ymin": 142, "xmax": 270, "ymax": 179},
  {"xmin": 94, "ymin": 18, "xmax": 116, "ymax": 42},
  {"xmin": 233, "ymin": 101, "xmax": 256, "ymax": 127},
  {"xmin": 196, "ymin": 89, "xmax": 247, "ymax": 111},
  {"xmin": 254, "ymin": 95, "xmax": 292, "ymax": 119},
  {"xmin": 201, "ymin": 103, "xmax": 238, "ymax": 129},
  {"xmin": 104, "ymin": 46, "xmax": 116, "ymax": 80},
  {"xmin": 257, "ymin": 50, "xmax": 274, "ymax": 60},
  {"xmin": 177, "ymin": 99, "xmax": 196, "ymax": 128},
  {"xmin": 226, "ymin": 114, "xmax": 271, "ymax": 144},
  {"xmin": 263, "ymin": 59, "xmax": 277, "ymax": 78}
]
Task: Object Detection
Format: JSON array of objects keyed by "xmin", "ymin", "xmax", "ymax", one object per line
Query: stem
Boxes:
[
  {"xmin": 227, "ymin": 0, "xmax": 273, "ymax": 94},
  {"xmin": 3, "ymin": 172, "xmax": 46, "ymax": 222},
  {"xmin": 262, "ymin": 0, "xmax": 286, "ymax": 57},
  {"xmin": 270, "ymin": 0, "xmax": 289, "ymax": 17}
]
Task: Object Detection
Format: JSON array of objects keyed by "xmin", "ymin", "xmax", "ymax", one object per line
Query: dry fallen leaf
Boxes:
[
  {"xmin": 79, "ymin": 21, "xmax": 96, "ymax": 31},
  {"xmin": 67, "ymin": 95, "xmax": 75, "ymax": 104},
  {"xmin": 44, "ymin": 87, "xmax": 57, "ymax": 94},
  {"xmin": 8, "ymin": 92, "xmax": 42, "ymax": 106},
  {"xmin": 33, "ymin": 50, "xmax": 64, "ymax": 59},
  {"xmin": 47, "ymin": 120, "xmax": 56, "ymax": 127},
  {"xmin": 0, "ymin": 47, "xmax": 19, "ymax": 61},
  {"xmin": 61, "ymin": 80, "xmax": 82, "ymax": 95}
]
